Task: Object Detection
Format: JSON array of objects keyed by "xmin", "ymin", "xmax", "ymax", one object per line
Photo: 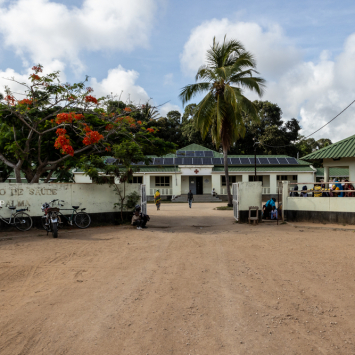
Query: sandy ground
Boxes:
[{"xmin": 1, "ymin": 203, "xmax": 355, "ymax": 355}]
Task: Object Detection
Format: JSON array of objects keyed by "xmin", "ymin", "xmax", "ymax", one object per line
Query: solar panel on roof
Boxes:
[
  {"xmin": 258, "ymin": 157, "xmax": 269, "ymax": 165},
  {"xmin": 230, "ymin": 158, "xmax": 241, "ymax": 165},
  {"xmin": 185, "ymin": 151, "xmax": 194, "ymax": 157},
  {"xmin": 105, "ymin": 158, "xmax": 117, "ymax": 164},
  {"xmin": 240, "ymin": 158, "xmax": 250, "ymax": 165},
  {"xmin": 195, "ymin": 151, "xmax": 204, "ymax": 157},
  {"xmin": 277, "ymin": 158, "xmax": 288, "ymax": 165},
  {"xmin": 202, "ymin": 158, "xmax": 213, "ymax": 165},
  {"xmin": 175, "ymin": 158, "xmax": 183, "ymax": 165},
  {"xmin": 268, "ymin": 158, "xmax": 279, "ymax": 164},
  {"xmin": 212, "ymin": 158, "xmax": 223, "ymax": 165},
  {"xmin": 194, "ymin": 157, "xmax": 202, "ymax": 165},
  {"xmin": 204, "ymin": 151, "xmax": 213, "ymax": 157},
  {"xmin": 153, "ymin": 158, "xmax": 163, "ymax": 165},
  {"xmin": 164, "ymin": 158, "xmax": 174, "ymax": 165},
  {"xmin": 176, "ymin": 151, "xmax": 185, "ymax": 157},
  {"xmin": 286, "ymin": 158, "xmax": 299, "ymax": 164},
  {"xmin": 249, "ymin": 158, "xmax": 256, "ymax": 165},
  {"xmin": 183, "ymin": 157, "xmax": 193, "ymax": 165}
]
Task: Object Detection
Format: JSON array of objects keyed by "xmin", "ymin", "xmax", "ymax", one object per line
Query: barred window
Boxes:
[
  {"xmin": 222, "ymin": 176, "xmax": 237, "ymax": 186},
  {"xmin": 155, "ymin": 176, "xmax": 170, "ymax": 186}
]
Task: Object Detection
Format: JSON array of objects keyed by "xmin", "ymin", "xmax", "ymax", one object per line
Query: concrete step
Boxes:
[{"xmin": 172, "ymin": 194, "xmax": 223, "ymax": 203}]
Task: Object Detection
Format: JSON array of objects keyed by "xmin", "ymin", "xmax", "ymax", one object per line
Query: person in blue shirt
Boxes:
[
  {"xmin": 270, "ymin": 206, "xmax": 278, "ymax": 220},
  {"xmin": 265, "ymin": 198, "xmax": 276, "ymax": 219}
]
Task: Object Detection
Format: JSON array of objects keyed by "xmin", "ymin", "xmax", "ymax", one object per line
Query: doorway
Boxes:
[{"xmin": 196, "ymin": 176, "xmax": 203, "ymax": 195}]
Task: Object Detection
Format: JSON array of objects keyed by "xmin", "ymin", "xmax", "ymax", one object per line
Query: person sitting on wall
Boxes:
[
  {"xmin": 311, "ymin": 184, "xmax": 322, "ymax": 197},
  {"xmin": 300, "ymin": 185, "xmax": 308, "ymax": 197},
  {"xmin": 321, "ymin": 184, "xmax": 330, "ymax": 197},
  {"xmin": 131, "ymin": 205, "xmax": 150, "ymax": 230},
  {"xmin": 290, "ymin": 186, "xmax": 299, "ymax": 197},
  {"xmin": 265, "ymin": 198, "xmax": 276, "ymax": 219},
  {"xmin": 262, "ymin": 205, "xmax": 266, "ymax": 219},
  {"xmin": 270, "ymin": 206, "xmax": 278, "ymax": 220}
]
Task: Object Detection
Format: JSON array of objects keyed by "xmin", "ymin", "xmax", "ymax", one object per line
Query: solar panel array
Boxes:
[{"xmin": 126, "ymin": 152, "xmax": 300, "ymax": 166}]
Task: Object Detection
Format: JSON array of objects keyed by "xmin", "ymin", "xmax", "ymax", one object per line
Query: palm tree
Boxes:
[{"xmin": 179, "ymin": 36, "xmax": 266, "ymax": 205}]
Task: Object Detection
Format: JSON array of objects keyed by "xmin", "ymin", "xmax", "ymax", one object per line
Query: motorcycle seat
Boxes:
[
  {"xmin": 72, "ymin": 206, "xmax": 79, "ymax": 209},
  {"xmin": 8, "ymin": 206, "xmax": 16, "ymax": 210}
]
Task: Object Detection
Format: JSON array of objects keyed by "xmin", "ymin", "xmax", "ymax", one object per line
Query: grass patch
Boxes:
[{"xmin": 215, "ymin": 206, "xmax": 233, "ymax": 210}]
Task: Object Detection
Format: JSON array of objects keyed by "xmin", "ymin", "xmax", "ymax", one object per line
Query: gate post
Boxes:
[
  {"xmin": 140, "ymin": 184, "xmax": 147, "ymax": 215},
  {"xmin": 281, "ymin": 181, "xmax": 288, "ymax": 221}
]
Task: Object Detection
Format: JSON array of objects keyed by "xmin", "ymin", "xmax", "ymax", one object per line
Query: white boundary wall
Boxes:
[
  {"xmin": 0, "ymin": 183, "xmax": 140, "ymax": 218},
  {"xmin": 281, "ymin": 181, "xmax": 355, "ymax": 216}
]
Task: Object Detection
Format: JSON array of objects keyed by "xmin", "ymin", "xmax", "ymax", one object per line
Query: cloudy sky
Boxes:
[{"xmin": 0, "ymin": 0, "xmax": 355, "ymax": 142}]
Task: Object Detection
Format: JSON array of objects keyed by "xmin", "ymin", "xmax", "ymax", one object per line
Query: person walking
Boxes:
[
  {"xmin": 187, "ymin": 189, "xmax": 194, "ymax": 208},
  {"xmin": 154, "ymin": 190, "xmax": 161, "ymax": 210}
]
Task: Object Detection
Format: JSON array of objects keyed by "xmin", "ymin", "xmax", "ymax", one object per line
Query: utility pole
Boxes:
[{"xmin": 253, "ymin": 138, "xmax": 258, "ymax": 181}]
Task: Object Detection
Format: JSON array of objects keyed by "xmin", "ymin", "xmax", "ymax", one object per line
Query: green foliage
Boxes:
[{"xmin": 125, "ymin": 191, "xmax": 140, "ymax": 209}]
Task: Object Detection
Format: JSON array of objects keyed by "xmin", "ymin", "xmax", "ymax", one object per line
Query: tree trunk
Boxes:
[
  {"xmin": 223, "ymin": 148, "xmax": 232, "ymax": 206},
  {"xmin": 14, "ymin": 166, "xmax": 22, "ymax": 183}
]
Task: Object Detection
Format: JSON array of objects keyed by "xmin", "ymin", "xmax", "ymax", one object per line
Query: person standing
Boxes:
[
  {"xmin": 187, "ymin": 190, "xmax": 194, "ymax": 208},
  {"xmin": 154, "ymin": 190, "xmax": 161, "ymax": 210}
]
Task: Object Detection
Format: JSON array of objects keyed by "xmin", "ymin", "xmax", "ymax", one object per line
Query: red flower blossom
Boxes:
[
  {"xmin": 86, "ymin": 87, "xmax": 93, "ymax": 93},
  {"xmin": 68, "ymin": 95, "xmax": 76, "ymax": 101},
  {"xmin": 56, "ymin": 128, "xmax": 67, "ymax": 136},
  {"xmin": 18, "ymin": 99, "xmax": 33, "ymax": 105},
  {"xmin": 75, "ymin": 114, "xmax": 84, "ymax": 120},
  {"xmin": 56, "ymin": 112, "xmax": 84, "ymax": 124},
  {"xmin": 105, "ymin": 124, "xmax": 114, "ymax": 131},
  {"xmin": 124, "ymin": 107, "xmax": 132, "ymax": 112},
  {"xmin": 31, "ymin": 74, "xmax": 41, "ymax": 81},
  {"xmin": 147, "ymin": 128, "xmax": 155, "ymax": 133},
  {"xmin": 83, "ymin": 131, "xmax": 103, "ymax": 146},
  {"xmin": 5, "ymin": 95, "xmax": 15, "ymax": 105},
  {"xmin": 62, "ymin": 145, "xmax": 74, "ymax": 156},
  {"xmin": 85, "ymin": 95, "xmax": 98, "ymax": 105},
  {"xmin": 32, "ymin": 65, "xmax": 43, "ymax": 73},
  {"xmin": 105, "ymin": 146, "xmax": 112, "ymax": 152}
]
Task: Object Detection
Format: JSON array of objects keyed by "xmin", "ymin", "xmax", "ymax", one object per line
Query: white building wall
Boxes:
[
  {"xmin": 0, "ymin": 183, "xmax": 140, "ymax": 218},
  {"xmin": 181, "ymin": 176, "xmax": 189, "ymax": 194},
  {"xmin": 203, "ymin": 176, "xmax": 212, "ymax": 194}
]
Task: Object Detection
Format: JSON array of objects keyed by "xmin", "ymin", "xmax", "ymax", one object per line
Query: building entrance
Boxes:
[{"xmin": 196, "ymin": 176, "xmax": 203, "ymax": 195}]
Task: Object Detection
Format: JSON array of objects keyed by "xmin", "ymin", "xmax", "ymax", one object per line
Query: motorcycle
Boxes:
[{"xmin": 41, "ymin": 200, "xmax": 60, "ymax": 238}]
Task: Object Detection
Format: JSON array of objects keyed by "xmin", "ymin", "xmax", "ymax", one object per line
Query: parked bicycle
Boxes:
[
  {"xmin": 41, "ymin": 200, "xmax": 91, "ymax": 236},
  {"xmin": 0, "ymin": 205, "xmax": 33, "ymax": 231}
]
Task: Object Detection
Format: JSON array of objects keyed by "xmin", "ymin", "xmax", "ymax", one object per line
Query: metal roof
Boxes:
[
  {"xmin": 302, "ymin": 134, "xmax": 355, "ymax": 160},
  {"xmin": 316, "ymin": 168, "xmax": 349, "ymax": 177},
  {"xmin": 213, "ymin": 166, "xmax": 315, "ymax": 172}
]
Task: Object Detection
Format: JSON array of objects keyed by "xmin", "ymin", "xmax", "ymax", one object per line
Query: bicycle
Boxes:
[
  {"xmin": 41, "ymin": 200, "xmax": 91, "ymax": 230},
  {"xmin": 0, "ymin": 206, "xmax": 33, "ymax": 231}
]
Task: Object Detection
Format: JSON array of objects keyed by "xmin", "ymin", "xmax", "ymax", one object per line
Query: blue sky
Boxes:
[{"xmin": 1, "ymin": 0, "xmax": 355, "ymax": 141}]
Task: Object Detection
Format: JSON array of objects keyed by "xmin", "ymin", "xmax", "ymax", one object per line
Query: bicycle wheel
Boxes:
[
  {"xmin": 14, "ymin": 212, "xmax": 33, "ymax": 231},
  {"xmin": 51, "ymin": 222, "xmax": 58, "ymax": 238},
  {"xmin": 41, "ymin": 216, "xmax": 50, "ymax": 231},
  {"xmin": 74, "ymin": 212, "xmax": 91, "ymax": 229}
]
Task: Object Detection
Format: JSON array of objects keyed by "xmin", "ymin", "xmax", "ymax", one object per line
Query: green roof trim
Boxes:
[
  {"xmin": 302, "ymin": 134, "xmax": 355, "ymax": 160},
  {"xmin": 136, "ymin": 167, "xmax": 180, "ymax": 173},
  {"xmin": 178, "ymin": 144, "xmax": 215, "ymax": 152},
  {"xmin": 316, "ymin": 168, "xmax": 349, "ymax": 177},
  {"xmin": 213, "ymin": 166, "xmax": 315, "ymax": 172}
]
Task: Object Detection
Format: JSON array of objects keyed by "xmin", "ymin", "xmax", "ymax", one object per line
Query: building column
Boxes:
[
  {"xmin": 324, "ymin": 166, "xmax": 329, "ymax": 184},
  {"xmin": 171, "ymin": 174, "xmax": 181, "ymax": 197},
  {"xmin": 270, "ymin": 174, "xmax": 277, "ymax": 195},
  {"xmin": 281, "ymin": 181, "xmax": 289, "ymax": 221},
  {"xmin": 212, "ymin": 174, "xmax": 221, "ymax": 195},
  {"xmin": 144, "ymin": 174, "xmax": 151, "ymax": 196}
]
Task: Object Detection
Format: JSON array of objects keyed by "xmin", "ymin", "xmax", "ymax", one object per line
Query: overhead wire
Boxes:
[{"xmin": 257, "ymin": 98, "xmax": 355, "ymax": 148}]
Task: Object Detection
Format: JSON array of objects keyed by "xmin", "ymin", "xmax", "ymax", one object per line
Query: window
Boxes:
[
  {"xmin": 128, "ymin": 176, "xmax": 143, "ymax": 184},
  {"xmin": 222, "ymin": 176, "xmax": 237, "ymax": 186},
  {"xmin": 277, "ymin": 175, "xmax": 288, "ymax": 181},
  {"xmin": 249, "ymin": 176, "xmax": 263, "ymax": 182},
  {"xmin": 155, "ymin": 176, "xmax": 170, "ymax": 186},
  {"xmin": 292, "ymin": 175, "xmax": 298, "ymax": 181}
]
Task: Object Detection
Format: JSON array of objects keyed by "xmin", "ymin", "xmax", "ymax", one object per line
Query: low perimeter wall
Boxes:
[
  {"xmin": 282, "ymin": 181, "xmax": 355, "ymax": 224},
  {"xmin": 0, "ymin": 183, "xmax": 140, "ymax": 228}
]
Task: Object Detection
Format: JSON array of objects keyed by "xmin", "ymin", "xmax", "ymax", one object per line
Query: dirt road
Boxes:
[{"xmin": 1, "ymin": 203, "xmax": 355, "ymax": 354}]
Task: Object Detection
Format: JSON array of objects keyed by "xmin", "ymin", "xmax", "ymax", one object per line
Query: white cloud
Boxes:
[
  {"xmin": 180, "ymin": 19, "xmax": 300, "ymax": 80},
  {"xmin": 0, "ymin": 61, "xmax": 66, "ymax": 97},
  {"xmin": 0, "ymin": 0, "xmax": 159, "ymax": 71},
  {"xmin": 90, "ymin": 65, "xmax": 149, "ymax": 104},
  {"xmin": 159, "ymin": 102, "xmax": 181, "ymax": 117},
  {"xmin": 180, "ymin": 19, "xmax": 355, "ymax": 142}
]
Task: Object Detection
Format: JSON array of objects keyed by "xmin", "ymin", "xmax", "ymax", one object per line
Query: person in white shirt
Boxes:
[{"xmin": 270, "ymin": 206, "xmax": 278, "ymax": 220}]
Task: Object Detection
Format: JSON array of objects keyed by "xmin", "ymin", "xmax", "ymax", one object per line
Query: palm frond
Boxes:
[
  {"xmin": 179, "ymin": 82, "xmax": 212, "ymax": 106},
  {"xmin": 194, "ymin": 92, "xmax": 216, "ymax": 139}
]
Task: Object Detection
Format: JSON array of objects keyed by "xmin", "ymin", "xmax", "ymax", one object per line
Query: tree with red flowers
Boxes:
[{"xmin": 0, "ymin": 65, "xmax": 175, "ymax": 183}]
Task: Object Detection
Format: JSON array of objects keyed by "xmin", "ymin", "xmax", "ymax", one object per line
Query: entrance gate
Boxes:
[
  {"xmin": 232, "ymin": 183, "xmax": 239, "ymax": 221},
  {"xmin": 140, "ymin": 184, "xmax": 147, "ymax": 215}
]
